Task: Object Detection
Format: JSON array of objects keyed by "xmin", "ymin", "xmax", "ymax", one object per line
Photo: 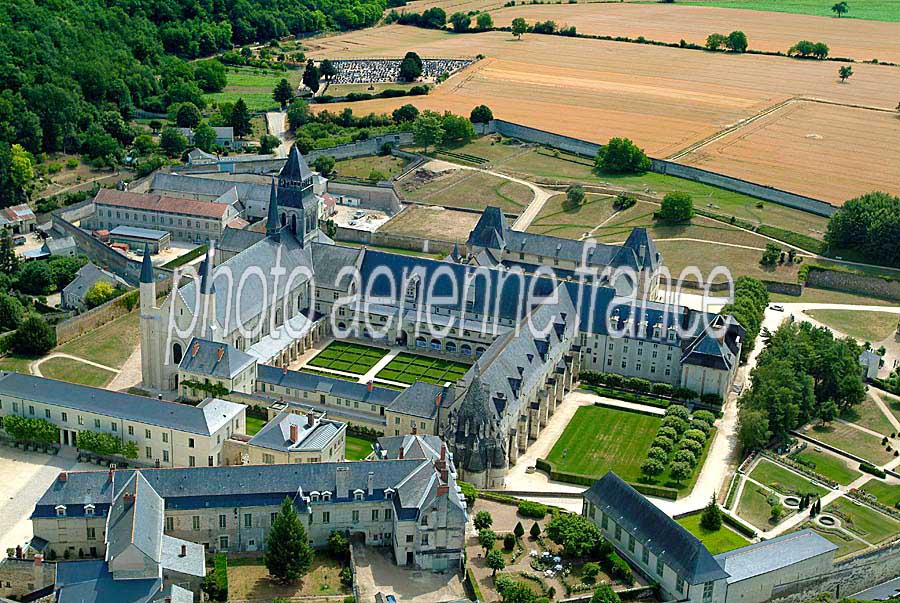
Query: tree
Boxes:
[
  {"xmin": 564, "ymin": 184, "xmax": 586, "ymax": 210},
  {"xmin": 501, "ymin": 581, "xmax": 537, "ymax": 603},
  {"xmin": 194, "ymin": 60, "xmax": 227, "ymax": 92},
  {"xmin": 412, "ymin": 112, "xmax": 444, "ymax": 153},
  {"xmin": 175, "ymin": 103, "xmax": 201, "ymax": 128},
  {"xmin": 287, "ymin": 101, "xmax": 311, "ymax": 130},
  {"xmin": 259, "ymin": 134, "xmax": 281, "ymax": 154},
  {"xmin": 193, "ymin": 123, "xmax": 217, "ymax": 152},
  {"xmin": 839, "ymin": 65, "xmax": 853, "ymax": 82},
  {"xmin": 511, "ymin": 17, "xmax": 528, "ymax": 39},
  {"xmin": 85, "ymin": 281, "xmax": 118, "ymax": 308},
  {"xmin": 832, "ymin": 1, "xmax": 849, "ymax": 17},
  {"xmin": 265, "ymin": 497, "xmax": 314, "ymax": 583},
  {"xmin": 273, "ymin": 78, "xmax": 294, "ymax": 109},
  {"xmin": 760, "ymin": 242, "xmax": 782, "ymax": 266},
  {"xmin": 16, "ymin": 262, "xmax": 55, "ymax": 295},
  {"xmin": 582, "ymin": 562, "xmax": 601, "ymax": 582},
  {"xmin": 328, "ymin": 531, "xmax": 350, "ymax": 560},
  {"xmin": 591, "ymin": 584, "xmax": 621, "ymax": 603},
  {"xmin": 312, "ymin": 155, "xmax": 335, "ymax": 175},
  {"xmin": 669, "ymin": 461, "xmax": 692, "ymax": 483},
  {"xmin": 0, "ymin": 293, "xmax": 24, "ymax": 330},
  {"xmin": 470, "ymin": 104, "xmax": 494, "ymax": 123},
  {"xmin": 478, "ymin": 528, "xmax": 497, "ymax": 552},
  {"xmin": 12, "ymin": 315, "xmax": 56, "ymax": 356},
  {"xmin": 770, "ymin": 503, "xmax": 785, "ymax": 522},
  {"xmin": 450, "ymin": 12, "xmax": 471, "ymax": 32},
  {"xmin": 441, "ymin": 112, "xmax": 476, "ymax": 144},
  {"xmin": 302, "ymin": 60, "xmax": 321, "ymax": 93},
  {"xmin": 393, "ymin": 104, "xmax": 420, "ymax": 123},
  {"xmin": 159, "ymin": 127, "xmax": 187, "ymax": 157},
  {"xmin": 474, "ymin": 510, "xmax": 493, "ymax": 530},
  {"xmin": 700, "ymin": 495, "xmax": 723, "ymax": 531},
  {"xmin": 0, "ymin": 228, "xmax": 19, "ymax": 276},
  {"xmin": 10, "ymin": 144, "xmax": 34, "ymax": 194},
  {"xmin": 514, "ymin": 521, "xmax": 525, "ymax": 539},
  {"xmin": 595, "ymin": 137, "xmax": 651, "ymax": 174},
  {"xmin": 319, "ymin": 59, "xmax": 338, "ymax": 87},
  {"xmin": 530, "ymin": 522, "xmax": 541, "ymax": 539},
  {"xmin": 825, "ymin": 192, "xmax": 900, "ymax": 267},
  {"xmin": 819, "ymin": 399, "xmax": 838, "ymax": 424},
  {"xmin": 486, "ymin": 549, "xmax": 506, "ymax": 576},
  {"xmin": 812, "ymin": 42, "xmax": 830, "ymax": 59},
  {"xmin": 399, "ymin": 53, "xmax": 423, "ymax": 81},
  {"xmin": 422, "ymin": 8, "xmax": 447, "ymax": 28},
  {"xmin": 659, "ymin": 192, "xmax": 694, "ymax": 223},
  {"xmin": 545, "ymin": 513, "xmax": 603, "ymax": 557},
  {"xmin": 726, "ymin": 30, "xmax": 748, "ymax": 53},
  {"xmin": 477, "ymin": 13, "xmax": 494, "ymax": 30},
  {"xmin": 230, "ymin": 98, "xmax": 253, "ymax": 138},
  {"xmin": 706, "ymin": 33, "xmax": 727, "ymax": 50}
]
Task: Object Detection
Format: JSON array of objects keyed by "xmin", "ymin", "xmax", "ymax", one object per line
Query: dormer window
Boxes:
[
  {"xmin": 405, "ymin": 276, "xmax": 419, "ymax": 302},
  {"xmin": 385, "ymin": 488, "xmax": 395, "ymax": 500},
  {"xmin": 667, "ymin": 328, "xmax": 677, "ymax": 342},
  {"xmin": 84, "ymin": 504, "xmax": 95, "ymax": 517},
  {"xmin": 322, "ymin": 491, "xmax": 332, "ymax": 502},
  {"xmin": 353, "ymin": 489, "xmax": 365, "ymax": 501},
  {"xmin": 310, "ymin": 491, "xmax": 320, "ymax": 502},
  {"xmin": 55, "ymin": 505, "xmax": 67, "ymax": 517}
]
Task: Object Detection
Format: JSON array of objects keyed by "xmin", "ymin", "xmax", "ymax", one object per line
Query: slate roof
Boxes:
[
  {"xmin": 63, "ymin": 263, "xmax": 129, "ymax": 305},
  {"xmin": 0, "ymin": 372, "xmax": 244, "ymax": 436},
  {"xmin": 375, "ymin": 434, "xmax": 447, "ymax": 462},
  {"xmin": 256, "ymin": 364, "xmax": 400, "ymax": 406},
  {"xmin": 45, "ymin": 236, "xmax": 77, "ymax": 254},
  {"xmin": 179, "ymin": 337, "xmax": 256, "ymax": 380},
  {"xmin": 141, "ymin": 244, "xmax": 154, "ymax": 283},
  {"xmin": 106, "ymin": 472, "xmax": 164, "ymax": 568},
  {"xmin": 680, "ymin": 314, "xmax": 744, "ymax": 371},
  {"xmin": 713, "ymin": 530, "xmax": 837, "ymax": 584},
  {"xmin": 310, "ymin": 242, "xmax": 363, "ymax": 289},
  {"xmin": 94, "ymin": 188, "xmax": 231, "ymax": 219},
  {"xmin": 55, "ymin": 560, "xmax": 166, "ymax": 603},
  {"xmin": 248, "ymin": 410, "xmax": 345, "ymax": 453},
  {"xmin": 151, "ymin": 173, "xmax": 271, "ymax": 206},
  {"xmin": 386, "ymin": 381, "xmax": 449, "ymax": 419},
  {"xmin": 109, "ymin": 225, "xmax": 170, "ymax": 241},
  {"xmin": 219, "ymin": 226, "xmax": 265, "ymax": 255},
  {"xmin": 160, "ymin": 536, "xmax": 205, "ymax": 578},
  {"xmin": 281, "ymin": 145, "xmax": 313, "ymax": 181},
  {"xmin": 584, "ymin": 472, "xmax": 729, "ymax": 585}
]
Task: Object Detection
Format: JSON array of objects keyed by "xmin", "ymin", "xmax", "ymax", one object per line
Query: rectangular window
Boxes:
[
  {"xmin": 163, "ymin": 450, "xmax": 169, "ymax": 462},
  {"xmin": 208, "ymin": 456, "xmax": 214, "ymax": 467},
  {"xmin": 372, "ymin": 509, "xmax": 379, "ymax": 521},
  {"xmin": 86, "ymin": 527, "xmax": 96, "ymax": 540},
  {"xmin": 244, "ymin": 513, "xmax": 252, "ymax": 528},
  {"xmin": 676, "ymin": 577, "xmax": 684, "ymax": 593},
  {"xmin": 323, "ymin": 511, "xmax": 330, "ymax": 523},
  {"xmin": 44, "ymin": 409, "xmax": 50, "ymax": 418},
  {"xmin": 145, "ymin": 446, "xmax": 152, "ymax": 459},
  {"xmin": 614, "ymin": 524, "xmax": 622, "ymax": 540},
  {"xmin": 111, "ymin": 422, "xmax": 117, "ymax": 432},
  {"xmin": 657, "ymin": 558, "xmax": 664, "ymax": 577},
  {"xmin": 192, "ymin": 516, "xmax": 200, "ymax": 531},
  {"xmin": 94, "ymin": 418, "xmax": 101, "ymax": 429},
  {"xmin": 421, "ymin": 534, "xmax": 429, "ymax": 545},
  {"xmin": 406, "ymin": 534, "xmax": 414, "ymax": 543},
  {"xmin": 703, "ymin": 581, "xmax": 714, "ymax": 603},
  {"xmin": 601, "ymin": 512, "xmax": 608, "ymax": 530},
  {"xmin": 78, "ymin": 416, "xmax": 83, "ymax": 426},
  {"xmin": 162, "ymin": 432, "xmax": 168, "ymax": 443},
  {"xmin": 352, "ymin": 510, "xmax": 359, "ymax": 522},
  {"xmin": 189, "ymin": 456, "xmax": 196, "ymax": 467},
  {"xmin": 642, "ymin": 546, "xmax": 649, "ymax": 564},
  {"xmin": 28, "ymin": 405, "xmax": 34, "ymax": 415},
  {"xmin": 385, "ymin": 509, "xmax": 393, "ymax": 520},
  {"xmin": 145, "ymin": 429, "xmax": 151, "ymax": 439},
  {"xmin": 628, "ymin": 535, "xmax": 635, "ymax": 552},
  {"xmin": 219, "ymin": 514, "xmax": 226, "ymax": 529},
  {"xmin": 188, "ymin": 438, "xmax": 195, "ymax": 448},
  {"xmin": 166, "ymin": 517, "xmax": 174, "ymax": 531},
  {"xmin": 271, "ymin": 512, "xmax": 278, "ymax": 525},
  {"xmin": 61, "ymin": 412, "xmax": 67, "ymax": 422},
  {"xmin": 219, "ymin": 536, "xmax": 229, "ymax": 550},
  {"xmin": 128, "ymin": 425, "xmax": 134, "ymax": 435}
]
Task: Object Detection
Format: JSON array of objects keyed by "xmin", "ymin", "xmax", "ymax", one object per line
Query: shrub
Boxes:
[
  {"xmin": 612, "ymin": 192, "xmax": 636, "ymax": 211},
  {"xmin": 683, "ymin": 429, "xmax": 707, "ymax": 444},
  {"xmin": 693, "ymin": 410, "xmax": 716, "ymax": 425},
  {"xmin": 673, "ymin": 448, "xmax": 697, "ymax": 467},
  {"xmin": 625, "ymin": 377, "xmax": 652, "ymax": 393},
  {"xmin": 665, "ymin": 404, "xmax": 690, "ymax": 420},
  {"xmin": 859, "ymin": 463, "xmax": 886, "ymax": 478},
  {"xmin": 661, "ymin": 415, "xmax": 689, "ymax": 434},
  {"xmin": 503, "ymin": 532, "xmax": 516, "ymax": 550},
  {"xmin": 657, "ymin": 426, "xmax": 678, "ymax": 441},
  {"xmin": 652, "ymin": 436, "xmax": 674, "ymax": 452},
  {"xmin": 651, "ymin": 382, "xmax": 673, "ymax": 397},
  {"xmin": 458, "ymin": 481, "xmax": 477, "ymax": 506},
  {"xmin": 518, "ymin": 500, "xmax": 548, "ymax": 519},
  {"xmin": 680, "ymin": 438, "xmax": 703, "ymax": 456},
  {"xmin": 605, "ymin": 552, "xmax": 633, "ymax": 585},
  {"xmin": 700, "ymin": 498, "xmax": 723, "ymax": 531},
  {"xmin": 474, "ymin": 510, "xmax": 493, "ymax": 530},
  {"xmin": 691, "ymin": 418, "xmax": 711, "ymax": 434},
  {"xmin": 530, "ymin": 522, "xmax": 541, "ymax": 539},
  {"xmin": 202, "ymin": 554, "xmax": 228, "ymax": 602},
  {"xmin": 582, "ymin": 562, "xmax": 601, "ymax": 582},
  {"xmin": 647, "ymin": 446, "xmax": 669, "ymax": 462}
]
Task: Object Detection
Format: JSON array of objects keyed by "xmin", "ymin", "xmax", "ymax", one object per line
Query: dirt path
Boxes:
[{"xmin": 265, "ymin": 111, "xmax": 293, "ymax": 157}]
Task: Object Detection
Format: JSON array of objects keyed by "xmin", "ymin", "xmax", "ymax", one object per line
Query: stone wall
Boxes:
[
  {"xmin": 328, "ymin": 181, "xmax": 403, "ymax": 214},
  {"xmin": 307, "ymin": 132, "xmax": 414, "ymax": 162},
  {"xmin": 805, "ymin": 268, "xmax": 900, "ymax": 302},
  {"xmin": 334, "ymin": 226, "xmax": 456, "ymax": 256},
  {"xmin": 769, "ymin": 543, "xmax": 900, "ymax": 603},
  {"xmin": 0, "ymin": 557, "xmax": 55, "ymax": 599}
]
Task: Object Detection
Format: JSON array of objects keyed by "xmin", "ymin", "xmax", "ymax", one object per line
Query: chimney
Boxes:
[
  {"xmin": 307, "ymin": 413, "xmax": 315, "ymax": 428},
  {"xmin": 639, "ymin": 244, "xmax": 646, "ymax": 261},
  {"xmin": 216, "ymin": 347, "xmax": 224, "ymax": 361},
  {"xmin": 290, "ymin": 424, "xmax": 299, "ymax": 444},
  {"xmin": 398, "ymin": 447, "xmax": 404, "ymax": 460},
  {"xmin": 15, "ymin": 545, "xmax": 22, "ymax": 559},
  {"xmin": 437, "ymin": 485, "xmax": 449, "ymax": 496},
  {"xmin": 367, "ymin": 471, "xmax": 374, "ymax": 496},
  {"xmin": 34, "ymin": 554, "xmax": 43, "ymax": 567},
  {"xmin": 283, "ymin": 366, "xmax": 288, "ymax": 375},
  {"xmin": 440, "ymin": 468, "xmax": 449, "ymax": 484},
  {"xmin": 335, "ymin": 466, "xmax": 350, "ymax": 497},
  {"xmin": 123, "ymin": 493, "xmax": 135, "ymax": 506},
  {"xmin": 180, "ymin": 544, "xmax": 187, "ymax": 557},
  {"xmin": 58, "ymin": 472, "xmax": 67, "ymax": 482},
  {"xmin": 192, "ymin": 341, "xmax": 200, "ymax": 356},
  {"xmin": 440, "ymin": 444, "xmax": 446, "ymax": 462},
  {"xmin": 367, "ymin": 380, "xmax": 374, "ymax": 392},
  {"xmin": 108, "ymin": 467, "xmax": 115, "ymax": 482},
  {"xmin": 411, "ymin": 425, "xmax": 417, "ymax": 435},
  {"xmin": 435, "ymin": 391, "xmax": 442, "ymax": 406}
]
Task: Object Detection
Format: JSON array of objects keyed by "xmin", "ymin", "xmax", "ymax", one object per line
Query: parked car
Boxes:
[
  {"xmin": 12, "ymin": 235, "xmax": 26, "ymax": 246},
  {"xmin": 771, "ymin": 304, "xmax": 784, "ymax": 312}
]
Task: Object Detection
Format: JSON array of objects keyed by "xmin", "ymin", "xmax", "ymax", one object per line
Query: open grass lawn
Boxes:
[
  {"xmin": 736, "ymin": 484, "xmax": 779, "ymax": 530},
  {"xmin": 205, "ymin": 66, "xmax": 301, "ymax": 113},
  {"xmin": 0, "ymin": 355, "xmax": 36, "ymax": 373},
  {"xmin": 306, "ymin": 341, "xmax": 389, "ymax": 375},
  {"xmin": 402, "ymin": 170, "xmax": 532, "ymax": 214},
  {"xmin": 789, "ymin": 449, "xmax": 861, "ymax": 485},
  {"xmin": 547, "ymin": 406, "xmax": 660, "ymax": 483},
  {"xmin": 804, "ymin": 309, "xmax": 899, "ymax": 343},
  {"xmin": 336, "ymin": 240, "xmax": 445, "ymax": 259},
  {"xmin": 376, "ymin": 353, "xmax": 470, "ymax": 385},
  {"xmin": 345, "ymin": 435, "xmax": 374, "ymax": 460},
  {"xmin": 527, "ymin": 193, "xmax": 617, "ymax": 240},
  {"xmin": 804, "ymin": 525, "xmax": 870, "ymax": 558},
  {"xmin": 246, "ymin": 416, "xmax": 266, "ymax": 436},
  {"xmin": 680, "ymin": 0, "xmax": 900, "ymax": 22},
  {"xmin": 227, "ymin": 556, "xmax": 350, "ymax": 600},
  {"xmin": 436, "ymin": 136, "xmax": 531, "ymax": 165},
  {"xmin": 675, "ymin": 514, "xmax": 751, "ymax": 554},
  {"xmin": 825, "ymin": 498, "xmax": 900, "ymax": 544},
  {"xmin": 40, "ymin": 357, "xmax": 116, "ymax": 388},
  {"xmin": 379, "ymin": 205, "xmax": 482, "ymax": 243},
  {"xmin": 769, "ymin": 288, "xmax": 899, "ymax": 307},
  {"xmin": 860, "ymin": 478, "xmax": 900, "ymax": 508},
  {"xmin": 749, "ymin": 459, "xmax": 828, "ymax": 497},
  {"xmin": 57, "ymin": 310, "xmax": 140, "ymax": 369},
  {"xmin": 805, "ymin": 422, "xmax": 894, "ymax": 465},
  {"xmin": 841, "ymin": 395, "xmax": 895, "ymax": 437},
  {"xmin": 327, "ymin": 82, "xmax": 419, "ymax": 96},
  {"xmin": 333, "ymin": 155, "xmax": 408, "ymax": 181}
]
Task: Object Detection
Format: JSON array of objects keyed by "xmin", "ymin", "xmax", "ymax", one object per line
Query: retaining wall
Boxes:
[
  {"xmin": 334, "ymin": 227, "xmax": 456, "ymax": 256},
  {"xmin": 805, "ymin": 268, "xmax": 900, "ymax": 302},
  {"xmin": 328, "ymin": 181, "xmax": 403, "ymax": 214}
]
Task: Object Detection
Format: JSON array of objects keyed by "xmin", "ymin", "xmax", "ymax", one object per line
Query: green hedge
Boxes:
[
  {"xmin": 535, "ymin": 457, "xmax": 679, "ymax": 499},
  {"xmin": 721, "ymin": 512, "xmax": 757, "ymax": 538},
  {"xmin": 517, "ymin": 501, "xmax": 548, "ymax": 519},
  {"xmin": 202, "ymin": 553, "xmax": 228, "ymax": 602},
  {"xmin": 757, "ymin": 225, "xmax": 827, "ymax": 255},
  {"xmin": 162, "ymin": 244, "xmax": 209, "ymax": 269},
  {"xmin": 860, "ymin": 462, "xmax": 887, "ymax": 478},
  {"xmin": 466, "ymin": 567, "xmax": 484, "ymax": 602}
]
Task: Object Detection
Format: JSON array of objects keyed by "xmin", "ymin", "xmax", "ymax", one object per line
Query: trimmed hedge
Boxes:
[
  {"xmin": 518, "ymin": 500, "xmax": 548, "ymax": 519},
  {"xmin": 465, "ymin": 568, "xmax": 484, "ymax": 602},
  {"xmin": 536, "ymin": 456, "xmax": 680, "ymax": 499},
  {"xmin": 859, "ymin": 462, "xmax": 886, "ymax": 478},
  {"xmin": 721, "ymin": 512, "xmax": 757, "ymax": 538}
]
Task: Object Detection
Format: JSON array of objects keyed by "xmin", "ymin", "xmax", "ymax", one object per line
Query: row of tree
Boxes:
[
  {"xmin": 824, "ymin": 191, "xmax": 900, "ymax": 268},
  {"xmin": 705, "ymin": 31, "xmax": 748, "ymax": 53}
]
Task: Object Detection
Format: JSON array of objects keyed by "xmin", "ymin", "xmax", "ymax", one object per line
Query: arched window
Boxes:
[
  {"xmin": 475, "ymin": 346, "xmax": 486, "ymax": 358},
  {"xmin": 415, "ymin": 336, "xmax": 426, "ymax": 349},
  {"xmin": 280, "ymin": 213, "xmax": 287, "ymax": 227},
  {"xmin": 275, "ymin": 308, "xmax": 284, "ymax": 327},
  {"xmin": 172, "ymin": 342, "xmax": 183, "ymax": 364},
  {"xmin": 430, "ymin": 338, "xmax": 441, "ymax": 351},
  {"xmin": 446, "ymin": 341, "xmax": 457, "ymax": 353},
  {"xmin": 461, "ymin": 344, "xmax": 472, "ymax": 356},
  {"xmin": 291, "ymin": 214, "xmax": 297, "ymax": 234}
]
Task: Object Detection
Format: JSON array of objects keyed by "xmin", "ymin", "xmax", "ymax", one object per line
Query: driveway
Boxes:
[
  {"xmin": 0, "ymin": 447, "xmax": 95, "ymax": 553},
  {"xmin": 352, "ymin": 541, "xmax": 465, "ymax": 603},
  {"xmin": 265, "ymin": 111, "xmax": 292, "ymax": 157}
]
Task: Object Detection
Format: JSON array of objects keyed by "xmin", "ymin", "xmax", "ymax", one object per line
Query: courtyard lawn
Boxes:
[
  {"xmin": 333, "ymin": 155, "xmax": 408, "ymax": 181},
  {"xmin": 825, "ymin": 498, "xmax": 900, "ymax": 545},
  {"xmin": 306, "ymin": 341, "xmax": 389, "ymax": 375},
  {"xmin": 375, "ymin": 353, "xmax": 471, "ymax": 386},
  {"xmin": 736, "ymin": 484, "xmax": 779, "ymax": 531},
  {"xmin": 860, "ymin": 478, "xmax": 900, "ymax": 508},
  {"xmin": 204, "ymin": 66, "xmax": 301, "ymax": 112},
  {"xmin": 345, "ymin": 435, "xmax": 374, "ymax": 460},
  {"xmin": 546, "ymin": 406, "xmax": 661, "ymax": 483},
  {"xmin": 246, "ymin": 417, "xmax": 266, "ymax": 436},
  {"xmin": 748, "ymin": 459, "xmax": 828, "ymax": 497},
  {"xmin": 675, "ymin": 514, "xmax": 751, "ymax": 554},
  {"xmin": 227, "ymin": 556, "xmax": 350, "ymax": 600},
  {"xmin": 40, "ymin": 357, "xmax": 116, "ymax": 388},
  {"xmin": 805, "ymin": 422, "xmax": 894, "ymax": 465},
  {"xmin": 841, "ymin": 395, "xmax": 895, "ymax": 437},
  {"xmin": 57, "ymin": 310, "xmax": 140, "ymax": 369},
  {"xmin": 0, "ymin": 355, "xmax": 36, "ymax": 373},
  {"xmin": 804, "ymin": 309, "xmax": 900, "ymax": 343},
  {"xmin": 790, "ymin": 449, "xmax": 862, "ymax": 486}
]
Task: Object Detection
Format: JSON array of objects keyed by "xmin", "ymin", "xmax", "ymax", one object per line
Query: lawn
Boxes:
[
  {"xmin": 434, "ymin": 136, "xmax": 532, "ymax": 165},
  {"xmin": 841, "ymin": 395, "xmax": 895, "ymax": 437},
  {"xmin": 333, "ymin": 155, "xmax": 409, "ymax": 181},
  {"xmin": 57, "ymin": 310, "xmax": 140, "ymax": 369},
  {"xmin": 345, "ymin": 435, "xmax": 374, "ymax": 460},
  {"xmin": 246, "ymin": 417, "xmax": 266, "ymax": 436},
  {"xmin": 804, "ymin": 309, "xmax": 899, "ymax": 343},
  {"xmin": 327, "ymin": 81, "xmax": 420, "ymax": 96},
  {"xmin": 375, "ymin": 353, "xmax": 471, "ymax": 385},
  {"xmin": 748, "ymin": 459, "xmax": 828, "ymax": 497},
  {"xmin": 825, "ymin": 498, "xmax": 900, "ymax": 544},
  {"xmin": 860, "ymin": 478, "xmax": 900, "ymax": 508},
  {"xmin": 675, "ymin": 514, "xmax": 751, "ymax": 554},
  {"xmin": 680, "ymin": 0, "xmax": 900, "ymax": 22},
  {"xmin": 789, "ymin": 449, "xmax": 861, "ymax": 486},
  {"xmin": 205, "ymin": 66, "xmax": 302, "ymax": 112},
  {"xmin": 527, "ymin": 193, "xmax": 618, "ymax": 240},
  {"xmin": 736, "ymin": 483, "xmax": 783, "ymax": 530},
  {"xmin": 769, "ymin": 288, "xmax": 898, "ymax": 307},
  {"xmin": 805, "ymin": 423, "xmax": 894, "ymax": 465},
  {"xmin": 401, "ymin": 170, "xmax": 533, "ymax": 214},
  {"xmin": 227, "ymin": 556, "xmax": 350, "ymax": 600},
  {"xmin": 546, "ymin": 406, "xmax": 661, "ymax": 483},
  {"xmin": 40, "ymin": 357, "xmax": 116, "ymax": 388},
  {"xmin": 804, "ymin": 525, "xmax": 870, "ymax": 558},
  {"xmin": 0, "ymin": 355, "xmax": 36, "ymax": 373},
  {"xmin": 306, "ymin": 341, "xmax": 389, "ymax": 375}
]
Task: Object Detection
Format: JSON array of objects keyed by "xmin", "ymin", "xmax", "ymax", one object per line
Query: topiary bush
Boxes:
[{"xmin": 683, "ymin": 429, "xmax": 707, "ymax": 444}]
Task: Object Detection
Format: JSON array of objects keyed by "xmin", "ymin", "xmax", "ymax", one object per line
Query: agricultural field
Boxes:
[
  {"xmin": 399, "ymin": 168, "xmax": 533, "ymax": 214},
  {"xmin": 677, "ymin": 103, "xmax": 900, "ymax": 204},
  {"xmin": 486, "ymin": 3, "xmax": 900, "ymax": 62},
  {"xmin": 306, "ymin": 341, "xmax": 389, "ymax": 375},
  {"xmin": 860, "ymin": 478, "xmax": 900, "ymax": 508},
  {"xmin": 789, "ymin": 448, "xmax": 862, "ymax": 485},
  {"xmin": 825, "ymin": 498, "xmax": 900, "ymax": 545},
  {"xmin": 680, "ymin": 0, "xmax": 900, "ymax": 22},
  {"xmin": 803, "ymin": 309, "xmax": 900, "ymax": 343},
  {"xmin": 204, "ymin": 65, "xmax": 301, "ymax": 112},
  {"xmin": 748, "ymin": 459, "xmax": 828, "ymax": 497},
  {"xmin": 307, "ymin": 26, "xmax": 899, "ymax": 201},
  {"xmin": 379, "ymin": 205, "xmax": 482, "ymax": 243},
  {"xmin": 804, "ymin": 422, "xmax": 895, "ymax": 465},
  {"xmin": 376, "ymin": 353, "xmax": 471, "ymax": 385},
  {"xmin": 675, "ymin": 514, "xmax": 751, "ymax": 554}
]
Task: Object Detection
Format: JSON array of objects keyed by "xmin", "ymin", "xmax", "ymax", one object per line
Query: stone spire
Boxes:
[
  {"xmin": 266, "ymin": 176, "xmax": 280, "ymax": 241},
  {"xmin": 140, "ymin": 243, "xmax": 153, "ymax": 284}
]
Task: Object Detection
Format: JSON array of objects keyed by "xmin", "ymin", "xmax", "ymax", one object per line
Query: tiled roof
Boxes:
[
  {"xmin": 0, "ymin": 372, "xmax": 244, "ymax": 436},
  {"xmin": 94, "ymin": 188, "xmax": 230, "ymax": 219},
  {"xmin": 584, "ymin": 472, "xmax": 729, "ymax": 585},
  {"xmin": 713, "ymin": 530, "xmax": 836, "ymax": 584},
  {"xmin": 178, "ymin": 337, "xmax": 256, "ymax": 380}
]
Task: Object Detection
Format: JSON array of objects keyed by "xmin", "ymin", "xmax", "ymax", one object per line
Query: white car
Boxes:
[{"xmin": 771, "ymin": 304, "xmax": 784, "ymax": 312}]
